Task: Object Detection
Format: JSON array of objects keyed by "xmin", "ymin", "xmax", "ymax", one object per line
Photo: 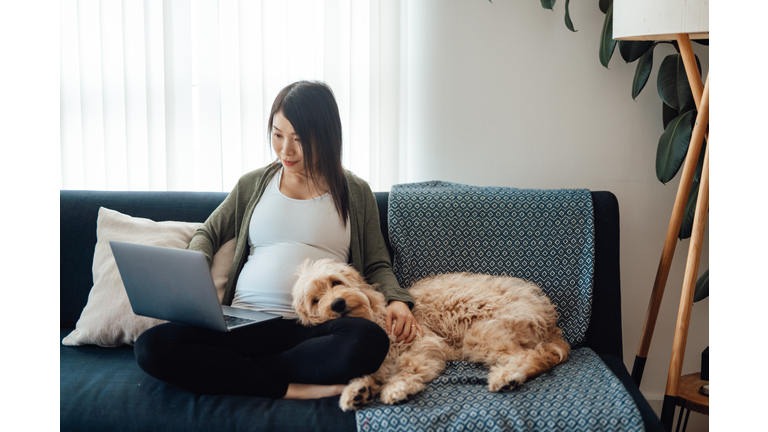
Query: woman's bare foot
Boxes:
[{"xmin": 283, "ymin": 383, "xmax": 346, "ymax": 400}]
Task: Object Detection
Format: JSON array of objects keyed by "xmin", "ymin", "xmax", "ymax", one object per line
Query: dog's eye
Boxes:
[
  {"xmin": 331, "ymin": 280, "xmax": 343, "ymax": 287},
  {"xmin": 312, "ymin": 298, "xmax": 319, "ymax": 305}
]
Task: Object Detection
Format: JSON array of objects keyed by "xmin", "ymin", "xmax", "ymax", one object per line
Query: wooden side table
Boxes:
[{"xmin": 672, "ymin": 373, "xmax": 709, "ymax": 432}]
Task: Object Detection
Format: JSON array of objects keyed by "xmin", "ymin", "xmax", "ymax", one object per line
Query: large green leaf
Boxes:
[
  {"xmin": 540, "ymin": 0, "xmax": 556, "ymax": 10},
  {"xmin": 656, "ymin": 110, "xmax": 695, "ymax": 184},
  {"xmin": 620, "ymin": 40, "xmax": 653, "ymax": 63},
  {"xmin": 657, "ymin": 54, "xmax": 701, "ymax": 111},
  {"xmin": 632, "ymin": 45, "xmax": 655, "ymax": 100},
  {"xmin": 599, "ymin": 4, "xmax": 615, "ymax": 68},
  {"xmin": 657, "ymin": 55, "xmax": 692, "ymax": 110},
  {"xmin": 564, "ymin": 0, "xmax": 577, "ymax": 32},
  {"xmin": 694, "ymin": 269, "xmax": 709, "ymax": 302}
]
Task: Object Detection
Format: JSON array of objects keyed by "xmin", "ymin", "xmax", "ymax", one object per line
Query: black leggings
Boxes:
[{"xmin": 133, "ymin": 317, "xmax": 389, "ymax": 398}]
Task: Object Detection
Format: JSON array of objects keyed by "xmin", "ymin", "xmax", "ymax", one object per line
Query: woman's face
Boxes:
[{"xmin": 271, "ymin": 111, "xmax": 306, "ymax": 175}]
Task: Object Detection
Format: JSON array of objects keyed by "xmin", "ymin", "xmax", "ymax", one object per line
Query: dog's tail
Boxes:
[{"xmin": 526, "ymin": 327, "xmax": 570, "ymax": 378}]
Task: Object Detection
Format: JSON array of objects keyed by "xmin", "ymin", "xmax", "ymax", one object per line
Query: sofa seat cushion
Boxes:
[{"xmin": 355, "ymin": 348, "xmax": 644, "ymax": 432}]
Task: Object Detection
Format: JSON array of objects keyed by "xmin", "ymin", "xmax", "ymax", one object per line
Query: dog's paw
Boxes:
[
  {"xmin": 339, "ymin": 380, "xmax": 376, "ymax": 411},
  {"xmin": 487, "ymin": 369, "xmax": 527, "ymax": 393},
  {"xmin": 379, "ymin": 380, "xmax": 421, "ymax": 405}
]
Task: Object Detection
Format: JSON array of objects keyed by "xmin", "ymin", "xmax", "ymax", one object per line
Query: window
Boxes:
[{"xmin": 61, "ymin": 0, "xmax": 407, "ymax": 192}]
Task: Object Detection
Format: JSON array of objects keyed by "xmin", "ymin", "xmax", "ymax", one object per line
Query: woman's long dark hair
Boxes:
[{"xmin": 268, "ymin": 81, "xmax": 349, "ymax": 225}]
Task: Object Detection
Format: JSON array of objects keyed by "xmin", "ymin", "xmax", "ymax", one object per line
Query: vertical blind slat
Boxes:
[
  {"xmin": 144, "ymin": 0, "xmax": 167, "ymax": 190},
  {"xmin": 368, "ymin": 0, "xmax": 380, "ymax": 187},
  {"xmin": 78, "ymin": 0, "xmax": 107, "ymax": 189},
  {"xmin": 349, "ymin": 0, "xmax": 370, "ymax": 181},
  {"xmin": 286, "ymin": 0, "xmax": 315, "ymax": 82},
  {"xmin": 163, "ymin": 0, "xmax": 193, "ymax": 191},
  {"xmin": 322, "ymin": 0, "xmax": 351, "ymax": 170},
  {"xmin": 238, "ymin": 0, "xmax": 266, "ymax": 187},
  {"xmin": 123, "ymin": 0, "xmax": 150, "ymax": 191},
  {"xmin": 219, "ymin": 0, "xmax": 243, "ymax": 191},
  {"xmin": 101, "ymin": 0, "xmax": 129, "ymax": 190},
  {"xmin": 261, "ymin": 0, "xmax": 288, "ymax": 125},
  {"xmin": 376, "ymin": 0, "xmax": 404, "ymax": 192},
  {"xmin": 194, "ymin": 0, "xmax": 223, "ymax": 192},
  {"xmin": 312, "ymin": 0, "xmax": 325, "ymax": 79},
  {"xmin": 61, "ymin": 0, "xmax": 84, "ymax": 189}
]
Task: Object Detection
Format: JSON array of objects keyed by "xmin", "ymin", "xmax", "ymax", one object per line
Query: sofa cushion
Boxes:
[{"xmin": 61, "ymin": 207, "xmax": 235, "ymax": 347}]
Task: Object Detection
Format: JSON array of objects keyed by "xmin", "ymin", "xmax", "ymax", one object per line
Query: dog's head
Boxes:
[{"xmin": 292, "ymin": 259, "xmax": 387, "ymax": 326}]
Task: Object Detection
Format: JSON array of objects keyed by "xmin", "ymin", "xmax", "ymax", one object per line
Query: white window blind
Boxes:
[{"xmin": 60, "ymin": 0, "xmax": 408, "ymax": 193}]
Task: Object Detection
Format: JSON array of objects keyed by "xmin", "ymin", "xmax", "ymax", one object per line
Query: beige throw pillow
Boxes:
[{"xmin": 62, "ymin": 207, "xmax": 235, "ymax": 347}]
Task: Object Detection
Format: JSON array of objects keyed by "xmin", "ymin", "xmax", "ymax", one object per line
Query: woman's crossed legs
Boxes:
[{"xmin": 134, "ymin": 317, "xmax": 389, "ymax": 399}]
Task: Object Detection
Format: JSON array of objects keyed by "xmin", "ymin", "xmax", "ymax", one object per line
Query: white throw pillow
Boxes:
[{"xmin": 62, "ymin": 207, "xmax": 235, "ymax": 347}]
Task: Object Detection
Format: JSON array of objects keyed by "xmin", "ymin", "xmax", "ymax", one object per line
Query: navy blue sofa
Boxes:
[{"xmin": 60, "ymin": 189, "xmax": 663, "ymax": 431}]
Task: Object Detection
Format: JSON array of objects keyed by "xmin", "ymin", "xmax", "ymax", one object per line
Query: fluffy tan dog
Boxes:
[{"xmin": 292, "ymin": 258, "xmax": 570, "ymax": 411}]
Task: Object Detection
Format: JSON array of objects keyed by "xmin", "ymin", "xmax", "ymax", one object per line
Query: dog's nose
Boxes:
[{"xmin": 331, "ymin": 298, "xmax": 347, "ymax": 313}]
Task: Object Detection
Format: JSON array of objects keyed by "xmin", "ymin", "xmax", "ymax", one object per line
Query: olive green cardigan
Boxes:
[{"xmin": 188, "ymin": 163, "xmax": 414, "ymax": 308}]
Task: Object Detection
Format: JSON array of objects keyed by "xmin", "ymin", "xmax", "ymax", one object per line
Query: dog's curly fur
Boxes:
[{"xmin": 292, "ymin": 258, "xmax": 570, "ymax": 411}]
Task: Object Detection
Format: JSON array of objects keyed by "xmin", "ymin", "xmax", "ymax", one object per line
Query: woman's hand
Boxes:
[{"xmin": 385, "ymin": 301, "xmax": 422, "ymax": 343}]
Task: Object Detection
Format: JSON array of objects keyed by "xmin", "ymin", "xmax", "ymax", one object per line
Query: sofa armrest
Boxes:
[{"xmin": 584, "ymin": 191, "xmax": 623, "ymax": 357}]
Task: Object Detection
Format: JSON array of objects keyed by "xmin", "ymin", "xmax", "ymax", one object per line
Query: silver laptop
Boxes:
[{"xmin": 110, "ymin": 241, "xmax": 281, "ymax": 332}]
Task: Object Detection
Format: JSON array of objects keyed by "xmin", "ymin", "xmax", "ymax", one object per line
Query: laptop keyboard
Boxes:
[{"xmin": 224, "ymin": 315, "xmax": 257, "ymax": 328}]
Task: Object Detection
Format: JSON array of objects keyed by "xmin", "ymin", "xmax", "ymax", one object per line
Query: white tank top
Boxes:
[{"xmin": 232, "ymin": 169, "xmax": 351, "ymax": 318}]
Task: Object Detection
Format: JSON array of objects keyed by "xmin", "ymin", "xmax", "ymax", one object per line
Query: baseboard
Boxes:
[{"xmin": 646, "ymin": 398, "xmax": 709, "ymax": 432}]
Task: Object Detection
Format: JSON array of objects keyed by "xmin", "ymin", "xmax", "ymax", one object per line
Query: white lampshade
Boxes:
[{"xmin": 613, "ymin": 0, "xmax": 709, "ymax": 41}]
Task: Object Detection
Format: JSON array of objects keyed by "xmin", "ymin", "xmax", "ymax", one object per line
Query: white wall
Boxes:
[{"xmin": 402, "ymin": 1, "xmax": 709, "ymax": 428}]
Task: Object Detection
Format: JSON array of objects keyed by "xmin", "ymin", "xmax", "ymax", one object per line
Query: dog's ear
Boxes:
[
  {"xmin": 292, "ymin": 278, "xmax": 320, "ymax": 327},
  {"xmin": 336, "ymin": 263, "xmax": 368, "ymax": 288},
  {"xmin": 295, "ymin": 258, "xmax": 314, "ymax": 278}
]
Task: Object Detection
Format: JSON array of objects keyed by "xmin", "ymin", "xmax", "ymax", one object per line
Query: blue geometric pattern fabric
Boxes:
[
  {"xmin": 356, "ymin": 348, "xmax": 645, "ymax": 432},
  {"xmin": 388, "ymin": 181, "xmax": 595, "ymax": 347}
]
